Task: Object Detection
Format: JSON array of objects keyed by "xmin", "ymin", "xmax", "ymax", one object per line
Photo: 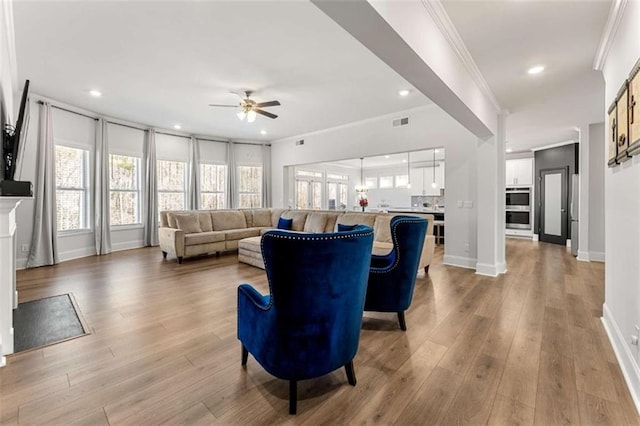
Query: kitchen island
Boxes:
[{"xmin": 378, "ymin": 208, "xmax": 445, "ymax": 244}]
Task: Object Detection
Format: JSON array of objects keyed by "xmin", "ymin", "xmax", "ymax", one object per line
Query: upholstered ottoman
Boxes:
[{"xmin": 238, "ymin": 236, "xmax": 265, "ymax": 269}]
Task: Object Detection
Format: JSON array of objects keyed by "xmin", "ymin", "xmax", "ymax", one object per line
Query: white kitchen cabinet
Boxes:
[
  {"xmin": 409, "ymin": 168, "xmax": 423, "ymax": 194},
  {"xmin": 505, "ymin": 158, "xmax": 533, "ymax": 186}
]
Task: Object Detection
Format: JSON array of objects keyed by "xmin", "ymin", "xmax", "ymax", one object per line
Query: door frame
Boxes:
[{"xmin": 538, "ymin": 166, "xmax": 569, "ymax": 245}]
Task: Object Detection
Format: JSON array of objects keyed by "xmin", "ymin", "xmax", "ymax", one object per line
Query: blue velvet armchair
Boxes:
[
  {"xmin": 365, "ymin": 215, "xmax": 428, "ymax": 331},
  {"xmin": 237, "ymin": 225, "xmax": 374, "ymax": 415}
]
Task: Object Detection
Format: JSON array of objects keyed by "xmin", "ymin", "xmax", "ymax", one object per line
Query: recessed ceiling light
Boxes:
[
  {"xmin": 402, "ymin": 159, "xmax": 407, "ymax": 163},
  {"xmin": 384, "ymin": 155, "xmax": 390, "ymax": 159},
  {"xmin": 506, "ymin": 148, "xmax": 513, "ymax": 153},
  {"xmin": 89, "ymin": 90, "xmax": 102, "ymax": 97},
  {"xmin": 398, "ymin": 89, "xmax": 410, "ymax": 97},
  {"xmin": 434, "ymin": 149, "xmax": 440, "ymax": 153},
  {"xmin": 527, "ymin": 65, "xmax": 545, "ymax": 75},
  {"xmin": 173, "ymin": 124, "xmax": 181, "ymax": 130},
  {"xmin": 260, "ymin": 130, "xmax": 267, "ymax": 135}
]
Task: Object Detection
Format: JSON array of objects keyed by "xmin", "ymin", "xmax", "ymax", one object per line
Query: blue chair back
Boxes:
[
  {"xmin": 366, "ymin": 216, "xmax": 428, "ymax": 314},
  {"xmin": 238, "ymin": 225, "xmax": 374, "ymax": 381}
]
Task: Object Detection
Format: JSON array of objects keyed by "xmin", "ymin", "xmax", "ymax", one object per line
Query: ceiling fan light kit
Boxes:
[{"xmin": 210, "ymin": 90, "xmax": 281, "ymax": 123}]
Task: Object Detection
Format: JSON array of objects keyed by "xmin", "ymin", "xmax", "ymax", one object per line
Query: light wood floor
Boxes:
[{"xmin": 1, "ymin": 239, "xmax": 638, "ymax": 425}]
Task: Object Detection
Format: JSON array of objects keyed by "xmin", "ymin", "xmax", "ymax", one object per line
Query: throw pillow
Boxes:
[
  {"xmin": 337, "ymin": 223, "xmax": 358, "ymax": 232},
  {"xmin": 278, "ymin": 217, "xmax": 293, "ymax": 230},
  {"xmin": 175, "ymin": 214, "xmax": 202, "ymax": 234}
]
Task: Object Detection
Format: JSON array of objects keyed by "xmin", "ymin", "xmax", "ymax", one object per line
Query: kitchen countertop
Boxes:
[{"xmin": 369, "ymin": 207, "xmax": 445, "ymax": 214}]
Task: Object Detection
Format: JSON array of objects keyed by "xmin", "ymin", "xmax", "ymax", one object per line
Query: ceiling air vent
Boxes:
[
  {"xmin": 295, "ymin": 139, "xmax": 305, "ymax": 146},
  {"xmin": 392, "ymin": 117, "xmax": 409, "ymax": 127}
]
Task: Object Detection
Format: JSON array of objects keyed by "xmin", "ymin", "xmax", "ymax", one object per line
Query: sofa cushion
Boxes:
[
  {"xmin": 337, "ymin": 223, "xmax": 357, "ymax": 232},
  {"xmin": 373, "ymin": 215, "xmax": 393, "ymax": 243},
  {"xmin": 241, "ymin": 210, "xmax": 253, "ymax": 227},
  {"xmin": 278, "ymin": 217, "xmax": 293, "ymax": 230},
  {"xmin": 224, "ymin": 228, "xmax": 261, "ymax": 241},
  {"xmin": 184, "ymin": 231, "xmax": 226, "ymax": 246},
  {"xmin": 335, "ymin": 213, "xmax": 376, "ymax": 230},
  {"xmin": 252, "ymin": 209, "xmax": 273, "ymax": 227},
  {"xmin": 324, "ymin": 213, "xmax": 340, "ymax": 233},
  {"xmin": 372, "ymin": 241, "xmax": 393, "ymax": 256},
  {"xmin": 167, "ymin": 213, "xmax": 179, "ymax": 228},
  {"xmin": 174, "ymin": 214, "xmax": 202, "ymax": 234},
  {"xmin": 281, "ymin": 210, "xmax": 308, "ymax": 231},
  {"xmin": 198, "ymin": 212, "xmax": 213, "ymax": 232},
  {"xmin": 270, "ymin": 208, "xmax": 285, "ymax": 227},
  {"xmin": 303, "ymin": 213, "xmax": 327, "ymax": 233},
  {"xmin": 211, "ymin": 211, "xmax": 247, "ymax": 231}
]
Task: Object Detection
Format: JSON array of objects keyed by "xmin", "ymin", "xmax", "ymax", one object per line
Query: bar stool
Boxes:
[{"xmin": 433, "ymin": 220, "xmax": 444, "ymax": 245}]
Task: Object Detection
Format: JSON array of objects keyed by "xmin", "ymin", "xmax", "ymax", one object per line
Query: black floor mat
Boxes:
[{"xmin": 13, "ymin": 294, "xmax": 87, "ymax": 352}]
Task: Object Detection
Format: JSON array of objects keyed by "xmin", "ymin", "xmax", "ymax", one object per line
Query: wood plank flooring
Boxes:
[{"xmin": 1, "ymin": 239, "xmax": 638, "ymax": 425}]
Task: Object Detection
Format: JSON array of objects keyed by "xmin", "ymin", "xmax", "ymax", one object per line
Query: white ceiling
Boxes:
[
  {"xmin": 14, "ymin": 1, "xmax": 611, "ymax": 152},
  {"xmin": 442, "ymin": 0, "xmax": 610, "ymax": 152},
  {"xmin": 325, "ymin": 148, "xmax": 446, "ymax": 170},
  {"xmin": 13, "ymin": 1, "xmax": 430, "ymax": 141}
]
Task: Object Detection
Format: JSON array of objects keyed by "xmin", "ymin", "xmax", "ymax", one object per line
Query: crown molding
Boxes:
[
  {"xmin": 593, "ymin": 0, "xmax": 628, "ymax": 71},
  {"xmin": 530, "ymin": 139, "xmax": 577, "ymax": 152},
  {"xmin": 419, "ymin": 0, "xmax": 502, "ymax": 112}
]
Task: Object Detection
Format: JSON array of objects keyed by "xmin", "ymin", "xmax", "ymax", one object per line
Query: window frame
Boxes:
[
  {"xmin": 109, "ymin": 153, "xmax": 143, "ymax": 228},
  {"xmin": 237, "ymin": 164, "xmax": 263, "ymax": 209},
  {"xmin": 199, "ymin": 161, "xmax": 227, "ymax": 210},
  {"xmin": 157, "ymin": 159, "xmax": 188, "ymax": 212},
  {"xmin": 55, "ymin": 142, "xmax": 91, "ymax": 234}
]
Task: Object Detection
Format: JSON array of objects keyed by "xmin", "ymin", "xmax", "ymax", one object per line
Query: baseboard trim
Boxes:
[
  {"xmin": 443, "ymin": 254, "xmax": 476, "ymax": 270},
  {"xmin": 496, "ymin": 261, "xmax": 507, "ymax": 274},
  {"xmin": 590, "ymin": 251, "xmax": 605, "ymax": 262},
  {"xmin": 577, "ymin": 250, "xmax": 590, "ymax": 262},
  {"xmin": 475, "ymin": 262, "xmax": 500, "ymax": 277},
  {"xmin": 602, "ymin": 303, "xmax": 640, "ymax": 415},
  {"xmin": 533, "ymin": 234, "xmax": 539, "ymax": 242},
  {"xmin": 112, "ymin": 241, "xmax": 144, "ymax": 252}
]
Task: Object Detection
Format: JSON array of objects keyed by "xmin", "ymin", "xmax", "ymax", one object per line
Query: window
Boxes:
[
  {"xmin": 200, "ymin": 163, "xmax": 226, "ymax": 209},
  {"xmin": 395, "ymin": 175, "xmax": 409, "ymax": 188},
  {"xmin": 56, "ymin": 145, "xmax": 90, "ymax": 231},
  {"xmin": 365, "ymin": 177, "xmax": 377, "ymax": 189},
  {"xmin": 295, "ymin": 169, "xmax": 323, "ymax": 210},
  {"xmin": 157, "ymin": 160, "xmax": 186, "ymax": 211},
  {"xmin": 327, "ymin": 173, "xmax": 348, "ymax": 210},
  {"xmin": 109, "ymin": 154, "xmax": 141, "ymax": 226},
  {"xmin": 379, "ymin": 176, "xmax": 393, "ymax": 189},
  {"xmin": 238, "ymin": 165, "xmax": 262, "ymax": 208}
]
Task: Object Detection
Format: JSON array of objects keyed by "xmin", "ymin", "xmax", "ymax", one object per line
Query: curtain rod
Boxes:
[
  {"xmin": 37, "ymin": 100, "xmax": 98, "ymax": 121},
  {"xmin": 36, "ymin": 100, "xmax": 270, "ymax": 146}
]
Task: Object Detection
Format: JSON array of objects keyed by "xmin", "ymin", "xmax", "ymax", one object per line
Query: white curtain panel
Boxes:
[
  {"xmin": 188, "ymin": 137, "xmax": 200, "ymax": 210},
  {"xmin": 143, "ymin": 129, "xmax": 159, "ymax": 246},
  {"xmin": 94, "ymin": 118, "xmax": 111, "ymax": 255},
  {"xmin": 262, "ymin": 144, "xmax": 271, "ymax": 208},
  {"xmin": 227, "ymin": 141, "xmax": 237, "ymax": 209},
  {"xmin": 27, "ymin": 102, "xmax": 58, "ymax": 268}
]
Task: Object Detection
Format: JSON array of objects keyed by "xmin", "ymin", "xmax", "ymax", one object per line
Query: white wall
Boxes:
[
  {"xmin": 0, "ymin": 0, "xmax": 16, "ymax": 126},
  {"xmin": 271, "ymin": 105, "xmax": 479, "ymax": 267},
  {"xmin": 588, "ymin": 122, "xmax": 605, "ymax": 260},
  {"xmin": 601, "ymin": 0, "xmax": 640, "ymax": 413}
]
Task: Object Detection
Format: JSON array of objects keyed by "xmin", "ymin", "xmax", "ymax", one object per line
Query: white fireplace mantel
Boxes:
[{"xmin": 0, "ymin": 197, "xmax": 25, "ymax": 366}]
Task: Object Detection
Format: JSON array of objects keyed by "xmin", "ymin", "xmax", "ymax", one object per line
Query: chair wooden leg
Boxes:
[
  {"xmin": 424, "ymin": 264, "xmax": 429, "ymax": 274},
  {"xmin": 241, "ymin": 345, "xmax": 248, "ymax": 366},
  {"xmin": 177, "ymin": 256, "xmax": 183, "ymax": 264},
  {"xmin": 345, "ymin": 361, "xmax": 357, "ymax": 386},
  {"xmin": 397, "ymin": 311, "xmax": 407, "ymax": 331},
  {"xmin": 162, "ymin": 251, "xmax": 167, "ymax": 259},
  {"xmin": 289, "ymin": 380, "xmax": 297, "ymax": 415}
]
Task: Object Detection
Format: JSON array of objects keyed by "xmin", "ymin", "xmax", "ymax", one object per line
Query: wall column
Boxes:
[
  {"xmin": 577, "ymin": 124, "xmax": 590, "ymax": 261},
  {"xmin": 0, "ymin": 197, "xmax": 22, "ymax": 365},
  {"xmin": 476, "ymin": 113, "xmax": 506, "ymax": 276}
]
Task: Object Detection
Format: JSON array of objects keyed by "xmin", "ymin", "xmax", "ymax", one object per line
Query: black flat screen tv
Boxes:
[{"xmin": 3, "ymin": 79, "xmax": 30, "ymax": 181}]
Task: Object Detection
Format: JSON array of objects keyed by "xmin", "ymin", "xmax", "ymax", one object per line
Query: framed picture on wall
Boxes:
[
  {"xmin": 608, "ymin": 101, "xmax": 618, "ymax": 167},
  {"xmin": 627, "ymin": 59, "xmax": 640, "ymax": 156},
  {"xmin": 615, "ymin": 80, "xmax": 631, "ymax": 163}
]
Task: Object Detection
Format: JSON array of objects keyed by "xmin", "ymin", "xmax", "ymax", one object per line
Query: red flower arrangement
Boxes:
[{"xmin": 359, "ymin": 197, "xmax": 368, "ymax": 207}]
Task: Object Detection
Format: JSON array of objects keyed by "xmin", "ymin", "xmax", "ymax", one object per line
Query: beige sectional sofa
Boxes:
[{"xmin": 159, "ymin": 209, "xmax": 435, "ymax": 273}]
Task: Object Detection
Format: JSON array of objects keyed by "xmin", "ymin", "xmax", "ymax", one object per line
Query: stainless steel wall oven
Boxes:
[{"xmin": 506, "ymin": 187, "xmax": 531, "ymax": 230}]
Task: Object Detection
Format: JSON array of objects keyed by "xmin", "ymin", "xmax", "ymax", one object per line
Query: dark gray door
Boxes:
[{"xmin": 539, "ymin": 167, "xmax": 568, "ymax": 245}]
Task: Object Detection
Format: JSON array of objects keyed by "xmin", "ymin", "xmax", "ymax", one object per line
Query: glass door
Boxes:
[{"xmin": 295, "ymin": 178, "xmax": 322, "ymax": 210}]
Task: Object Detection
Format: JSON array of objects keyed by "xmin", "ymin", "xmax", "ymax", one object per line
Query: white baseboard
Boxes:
[
  {"xmin": 59, "ymin": 247, "xmax": 97, "ymax": 263},
  {"xmin": 111, "ymin": 241, "xmax": 144, "ymax": 252},
  {"xmin": 566, "ymin": 238, "xmax": 572, "ymax": 247},
  {"xmin": 16, "ymin": 257, "xmax": 27, "ymax": 270},
  {"xmin": 590, "ymin": 251, "xmax": 605, "ymax": 262},
  {"xmin": 443, "ymin": 254, "xmax": 476, "ymax": 270},
  {"xmin": 496, "ymin": 261, "xmax": 507, "ymax": 274},
  {"xmin": 602, "ymin": 303, "xmax": 640, "ymax": 415},
  {"xmin": 533, "ymin": 234, "xmax": 539, "ymax": 242},
  {"xmin": 577, "ymin": 250, "xmax": 590, "ymax": 262},
  {"xmin": 475, "ymin": 262, "xmax": 500, "ymax": 277}
]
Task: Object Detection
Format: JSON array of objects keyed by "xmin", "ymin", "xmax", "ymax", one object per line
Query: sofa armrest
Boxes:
[
  {"xmin": 419, "ymin": 235, "xmax": 435, "ymax": 271},
  {"xmin": 159, "ymin": 227, "xmax": 185, "ymax": 258}
]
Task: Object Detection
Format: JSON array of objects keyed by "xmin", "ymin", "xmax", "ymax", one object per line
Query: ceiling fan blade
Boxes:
[
  {"xmin": 254, "ymin": 109, "xmax": 278, "ymax": 119},
  {"xmin": 255, "ymin": 100, "xmax": 281, "ymax": 108},
  {"xmin": 208, "ymin": 104, "xmax": 238, "ymax": 108}
]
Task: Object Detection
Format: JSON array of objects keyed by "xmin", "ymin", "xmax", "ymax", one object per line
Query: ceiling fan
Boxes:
[{"xmin": 209, "ymin": 91, "xmax": 281, "ymax": 122}]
